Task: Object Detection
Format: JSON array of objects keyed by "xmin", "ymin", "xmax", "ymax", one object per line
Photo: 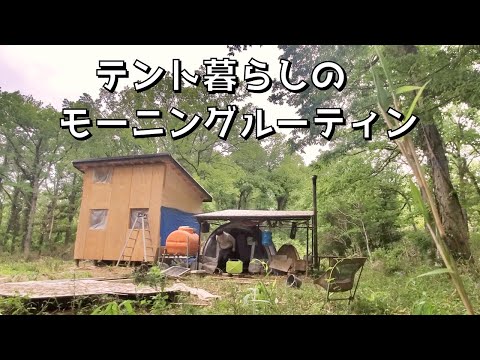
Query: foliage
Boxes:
[
  {"xmin": 0, "ymin": 84, "xmax": 310, "ymax": 256},
  {"xmin": 149, "ymin": 293, "xmax": 171, "ymax": 314},
  {"xmin": 0, "ymin": 296, "xmax": 34, "ymax": 315},
  {"xmin": 0, "ymin": 251, "xmax": 479, "ymax": 314},
  {"xmin": 91, "ymin": 299, "xmax": 137, "ymax": 315},
  {"xmin": 315, "ymin": 152, "xmax": 403, "ymax": 255},
  {"xmin": 132, "ymin": 265, "xmax": 166, "ymax": 291},
  {"xmin": 242, "ymin": 280, "xmax": 278, "ymax": 314}
]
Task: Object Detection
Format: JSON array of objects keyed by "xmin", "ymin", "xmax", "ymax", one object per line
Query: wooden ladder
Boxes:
[{"xmin": 116, "ymin": 213, "xmax": 155, "ymax": 266}]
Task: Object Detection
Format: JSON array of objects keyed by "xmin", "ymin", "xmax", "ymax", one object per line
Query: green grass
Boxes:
[
  {"xmin": 168, "ymin": 264, "xmax": 480, "ymax": 315},
  {"xmin": 0, "ymin": 254, "xmax": 91, "ymax": 281},
  {"xmin": 1, "ymin": 244, "xmax": 480, "ymax": 314}
]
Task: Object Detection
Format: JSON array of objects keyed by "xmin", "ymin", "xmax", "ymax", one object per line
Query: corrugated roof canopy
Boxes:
[
  {"xmin": 194, "ymin": 209, "xmax": 314, "ymax": 222},
  {"xmin": 72, "ymin": 153, "xmax": 212, "ymax": 202}
]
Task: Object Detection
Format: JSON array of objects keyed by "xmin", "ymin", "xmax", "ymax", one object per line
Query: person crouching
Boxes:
[{"xmin": 215, "ymin": 230, "xmax": 236, "ymax": 272}]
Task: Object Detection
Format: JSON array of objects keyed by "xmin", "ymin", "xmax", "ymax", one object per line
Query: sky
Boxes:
[{"xmin": 0, "ymin": 45, "xmax": 321, "ymax": 164}]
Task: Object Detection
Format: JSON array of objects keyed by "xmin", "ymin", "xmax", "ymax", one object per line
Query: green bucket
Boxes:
[{"xmin": 226, "ymin": 259, "xmax": 243, "ymax": 274}]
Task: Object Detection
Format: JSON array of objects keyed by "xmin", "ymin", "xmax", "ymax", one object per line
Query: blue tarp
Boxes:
[{"xmin": 160, "ymin": 206, "xmax": 200, "ymax": 246}]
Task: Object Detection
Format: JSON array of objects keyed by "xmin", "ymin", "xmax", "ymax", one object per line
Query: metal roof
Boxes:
[
  {"xmin": 194, "ymin": 209, "xmax": 314, "ymax": 221},
  {"xmin": 72, "ymin": 153, "xmax": 212, "ymax": 202}
]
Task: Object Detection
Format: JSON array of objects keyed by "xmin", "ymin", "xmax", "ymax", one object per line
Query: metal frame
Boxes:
[
  {"xmin": 195, "ymin": 215, "xmax": 314, "ymax": 271},
  {"xmin": 116, "ymin": 213, "xmax": 153, "ymax": 266},
  {"xmin": 321, "ymin": 257, "xmax": 367, "ymax": 305}
]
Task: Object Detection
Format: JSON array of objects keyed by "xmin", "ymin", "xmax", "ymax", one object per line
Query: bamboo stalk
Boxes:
[{"xmin": 378, "ymin": 106, "xmax": 474, "ymax": 314}]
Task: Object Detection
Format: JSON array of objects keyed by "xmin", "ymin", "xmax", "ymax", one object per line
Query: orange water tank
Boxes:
[{"xmin": 165, "ymin": 226, "xmax": 199, "ymax": 255}]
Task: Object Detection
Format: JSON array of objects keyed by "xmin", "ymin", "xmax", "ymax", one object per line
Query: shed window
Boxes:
[
  {"xmin": 93, "ymin": 167, "xmax": 113, "ymax": 183},
  {"xmin": 129, "ymin": 208, "xmax": 149, "ymax": 229},
  {"xmin": 90, "ymin": 209, "xmax": 108, "ymax": 230}
]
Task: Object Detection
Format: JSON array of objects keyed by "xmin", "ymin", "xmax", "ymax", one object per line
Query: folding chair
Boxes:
[{"xmin": 314, "ymin": 257, "xmax": 367, "ymax": 304}]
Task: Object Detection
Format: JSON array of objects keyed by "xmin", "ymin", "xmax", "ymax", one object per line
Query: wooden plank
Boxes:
[
  {"xmin": 128, "ymin": 165, "xmax": 153, "ymax": 261},
  {"xmin": 89, "ymin": 183, "xmax": 112, "ymax": 209},
  {"xmin": 293, "ymin": 259, "xmax": 307, "ymax": 272},
  {"xmin": 74, "ymin": 169, "xmax": 93, "ymax": 260},
  {"xmin": 171, "ymin": 166, "xmax": 206, "ymax": 200},
  {"xmin": 103, "ymin": 166, "xmax": 133, "ymax": 261},
  {"xmin": 162, "ymin": 164, "xmax": 203, "ymax": 213},
  {"xmin": 149, "ymin": 164, "xmax": 165, "ymax": 257},
  {"xmin": 0, "ymin": 279, "xmax": 171, "ymax": 299},
  {"xmin": 84, "ymin": 169, "xmax": 113, "ymax": 260},
  {"xmin": 75, "ymin": 167, "xmax": 116, "ymax": 261},
  {"xmin": 269, "ymin": 255, "xmax": 293, "ymax": 273},
  {"xmin": 128, "ymin": 165, "xmax": 153, "ymax": 208},
  {"xmin": 83, "ymin": 230, "xmax": 106, "ymax": 260}
]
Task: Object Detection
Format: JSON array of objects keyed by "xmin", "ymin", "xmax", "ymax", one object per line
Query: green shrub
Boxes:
[
  {"xmin": 132, "ymin": 265, "xmax": 166, "ymax": 291},
  {"xmin": 370, "ymin": 246, "xmax": 406, "ymax": 275},
  {"xmin": 150, "ymin": 294, "xmax": 170, "ymax": 314},
  {"xmin": 0, "ymin": 297, "xmax": 34, "ymax": 315},
  {"xmin": 412, "ymin": 300, "xmax": 438, "ymax": 315},
  {"xmin": 91, "ymin": 300, "xmax": 136, "ymax": 315},
  {"xmin": 400, "ymin": 229, "xmax": 434, "ymax": 257}
]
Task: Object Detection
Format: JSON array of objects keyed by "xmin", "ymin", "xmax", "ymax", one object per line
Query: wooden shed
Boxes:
[{"xmin": 72, "ymin": 153, "xmax": 212, "ymax": 263}]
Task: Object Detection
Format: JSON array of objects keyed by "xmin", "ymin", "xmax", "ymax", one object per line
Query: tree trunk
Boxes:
[
  {"xmin": 65, "ymin": 174, "xmax": 79, "ymax": 244},
  {"xmin": 276, "ymin": 195, "xmax": 288, "ymax": 210},
  {"xmin": 23, "ymin": 175, "xmax": 40, "ymax": 258},
  {"xmin": 455, "ymin": 149, "xmax": 469, "ymax": 224},
  {"xmin": 39, "ymin": 195, "xmax": 56, "ymax": 253},
  {"xmin": 238, "ymin": 189, "xmax": 251, "ymax": 209},
  {"xmin": 465, "ymin": 167, "xmax": 480, "ymax": 199},
  {"xmin": 456, "ymin": 156, "xmax": 467, "ymax": 204},
  {"xmin": 0, "ymin": 147, "xmax": 8, "ymax": 238},
  {"xmin": 39, "ymin": 203, "xmax": 52, "ymax": 250},
  {"xmin": 5, "ymin": 186, "xmax": 21, "ymax": 248},
  {"xmin": 20, "ymin": 182, "xmax": 32, "ymax": 249},
  {"xmin": 399, "ymin": 44, "xmax": 471, "ymax": 260},
  {"xmin": 23, "ymin": 138, "xmax": 44, "ymax": 258},
  {"xmin": 0, "ymin": 201, "xmax": 3, "ymax": 233},
  {"xmin": 39, "ymin": 176, "xmax": 59, "ymax": 252},
  {"xmin": 419, "ymin": 122, "xmax": 471, "ymax": 259},
  {"xmin": 360, "ymin": 219, "xmax": 372, "ymax": 258}
]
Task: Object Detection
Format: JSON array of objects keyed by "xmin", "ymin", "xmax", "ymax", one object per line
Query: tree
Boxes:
[
  {"xmin": 313, "ymin": 151, "xmax": 402, "ymax": 256},
  {"xmin": 0, "ymin": 91, "xmax": 68, "ymax": 257},
  {"xmin": 268, "ymin": 45, "xmax": 480, "ymax": 260},
  {"xmin": 442, "ymin": 105, "xmax": 480, "ymax": 225}
]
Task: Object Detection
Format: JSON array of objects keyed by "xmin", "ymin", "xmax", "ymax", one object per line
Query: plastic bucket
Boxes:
[
  {"xmin": 261, "ymin": 230, "xmax": 273, "ymax": 246},
  {"xmin": 248, "ymin": 259, "xmax": 264, "ymax": 274},
  {"xmin": 286, "ymin": 274, "xmax": 302, "ymax": 288}
]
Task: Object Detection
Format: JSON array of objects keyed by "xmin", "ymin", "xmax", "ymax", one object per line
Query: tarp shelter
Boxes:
[
  {"xmin": 194, "ymin": 210, "xmax": 314, "ymax": 272},
  {"xmin": 72, "ymin": 153, "xmax": 212, "ymax": 263},
  {"xmin": 160, "ymin": 206, "xmax": 200, "ymax": 246}
]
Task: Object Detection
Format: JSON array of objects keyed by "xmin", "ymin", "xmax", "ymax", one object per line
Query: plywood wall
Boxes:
[
  {"xmin": 73, "ymin": 170, "xmax": 93, "ymax": 259},
  {"xmin": 148, "ymin": 164, "xmax": 165, "ymax": 259},
  {"xmin": 162, "ymin": 164, "xmax": 204, "ymax": 213},
  {"xmin": 74, "ymin": 164, "xmax": 167, "ymax": 262},
  {"xmin": 102, "ymin": 166, "xmax": 133, "ymax": 261}
]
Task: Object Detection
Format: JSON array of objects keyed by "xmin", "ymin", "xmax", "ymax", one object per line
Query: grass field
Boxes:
[{"xmin": 1, "ymin": 244, "xmax": 480, "ymax": 315}]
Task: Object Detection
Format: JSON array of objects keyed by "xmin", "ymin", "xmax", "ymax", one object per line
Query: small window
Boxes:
[
  {"xmin": 90, "ymin": 209, "xmax": 108, "ymax": 230},
  {"xmin": 93, "ymin": 167, "xmax": 113, "ymax": 183},
  {"xmin": 129, "ymin": 208, "xmax": 149, "ymax": 229}
]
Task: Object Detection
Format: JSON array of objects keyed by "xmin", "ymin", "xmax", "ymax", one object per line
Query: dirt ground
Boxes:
[
  {"xmin": 0, "ymin": 258, "xmax": 275, "ymax": 300},
  {"xmin": 0, "ymin": 256, "xmax": 322, "ymax": 315},
  {"xmin": 0, "ymin": 259, "xmax": 133, "ymax": 284},
  {"xmin": 72, "ymin": 261, "xmax": 134, "ymax": 279}
]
